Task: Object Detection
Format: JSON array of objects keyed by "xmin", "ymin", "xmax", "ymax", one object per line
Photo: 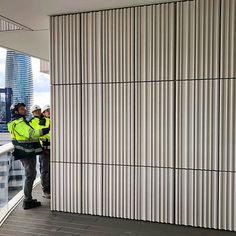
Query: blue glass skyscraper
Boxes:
[{"xmin": 5, "ymin": 50, "xmax": 33, "ymax": 112}]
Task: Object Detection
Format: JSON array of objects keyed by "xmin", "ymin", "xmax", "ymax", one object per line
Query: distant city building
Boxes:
[
  {"xmin": 5, "ymin": 50, "xmax": 33, "ymax": 112},
  {"xmin": 0, "ymin": 88, "xmax": 12, "ymax": 132}
]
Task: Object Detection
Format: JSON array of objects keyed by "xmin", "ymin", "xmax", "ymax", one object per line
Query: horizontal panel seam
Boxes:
[
  {"xmin": 51, "ymin": 77, "xmax": 236, "ymax": 86},
  {"xmin": 50, "ymin": 161, "xmax": 236, "ymax": 173}
]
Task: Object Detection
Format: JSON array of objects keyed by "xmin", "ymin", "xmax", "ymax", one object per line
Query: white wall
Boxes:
[{"xmin": 50, "ymin": 0, "xmax": 236, "ymax": 231}]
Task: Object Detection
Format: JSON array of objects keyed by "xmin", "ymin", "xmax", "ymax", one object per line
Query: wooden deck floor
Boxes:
[{"xmin": 0, "ymin": 185, "xmax": 235, "ymax": 236}]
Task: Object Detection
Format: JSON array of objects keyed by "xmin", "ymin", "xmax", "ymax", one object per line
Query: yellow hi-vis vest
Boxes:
[
  {"xmin": 29, "ymin": 116, "xmax": 40, "ymax": 130},
  {"xmin": 30, "ymin": 116, "xmax": 50, "ymax": 149},
  {"xmin": 8, "ymin": 117, "xmax": 48, "ymax": 160},
  {"xmin": 39, "ymin": 117, "xmax": 50, "ymax": 149}
]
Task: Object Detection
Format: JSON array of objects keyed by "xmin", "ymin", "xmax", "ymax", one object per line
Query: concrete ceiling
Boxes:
[{"xmin": 0, "ymin": 0, "xmax": 179, "ymax": 60}]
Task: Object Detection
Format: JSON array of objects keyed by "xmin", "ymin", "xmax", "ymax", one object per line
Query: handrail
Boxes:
[{"xmin": 0, "ymin": 142, "xmax": 14, "ymax": 156}]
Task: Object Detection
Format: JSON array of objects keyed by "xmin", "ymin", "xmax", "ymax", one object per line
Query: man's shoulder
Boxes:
[
  {"xmin": 13, "ymin": 117, "xmax": 25, "ymax": 124},
  {"xmin": 29, "ymin": 117, "xmax": 39, "ymax": 123},
  {"xmin": 8, "ymin": 118, "xmax": 25, "ymax": 128}
]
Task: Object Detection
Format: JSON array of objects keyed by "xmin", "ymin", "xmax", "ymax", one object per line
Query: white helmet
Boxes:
[
  {"xmin": 30, "ymin": 105, "xmax": 41, "ymax": 113},
  {"xmin": 42, "ymin": 104, "xmax": 50, "ymax": 113}
]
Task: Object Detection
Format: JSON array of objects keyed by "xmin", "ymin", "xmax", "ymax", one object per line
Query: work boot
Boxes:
[{"xmin": 23, "ymin": 199, "xmax": 41, "ymax": 210}]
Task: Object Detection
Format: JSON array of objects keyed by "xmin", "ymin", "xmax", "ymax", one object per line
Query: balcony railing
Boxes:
[{"xmin": 0, "ymin": 142, "xmax": 40, "ymax": 225}]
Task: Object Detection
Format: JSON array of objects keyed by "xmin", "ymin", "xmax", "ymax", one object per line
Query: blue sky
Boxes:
[{"xmin": 0, "ymin": 47, "xmax": 50, "ymax": 107}]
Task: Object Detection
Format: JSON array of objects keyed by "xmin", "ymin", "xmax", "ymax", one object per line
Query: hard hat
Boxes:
[
  {"xmin": 31, "ymin": 105, "xmax": 41, "ymax": 113},
  {"xmin": 10, "ymin": 103, "xmax": 26, "ymax": 115},
  {"xmin": 42, "ymin": 104, "xmax": 50, "ymax": 113}
]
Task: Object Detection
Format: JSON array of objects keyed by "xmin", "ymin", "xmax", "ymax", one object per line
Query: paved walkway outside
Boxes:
[{"xmin": 0, "ymin": 185, "xmax": 235, "ymax": 236}]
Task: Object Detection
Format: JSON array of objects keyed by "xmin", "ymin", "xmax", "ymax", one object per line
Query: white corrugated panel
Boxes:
[
  {"xmin": 135, "ymin": 82, "xmax": 174, "ymax": 167},
  {"xmin": 51, "ymin": 162, "xmax": 82, "ymax": 213},
  {"xmin": 218, "ymin": 172, "xmax": 236, "ymax": 231},
  {"xmin": 50, "ymin": 14, "xmax": 81, "ymax": 84},
  {"xmin": 193, "ymin": 170, "xmax": 218, "ymax": 229},
  {"xmin": 103, "ymin": 83, "xmax": 134, "ymax": 165},
  {"xmin": 102, "ymin": 8, "xmax": 134, "ymax": 83},
  {"xmin": 82, "ymin": 84, "xmax": 102, "ymax": 164},
  {"xmin": 175, "ymin": 169, "xmax": 194, "ymax": 226},
  {"xmin": 81, "ymin": 12, "xmax": 102, "ymax": 83},
  {"xmin": 135, "ymin": 4, "xmax": 175, "ymax": 82},
  {"xmin": 175, "ymin": 170, "xmax": 218, "ymax": 228},
  {"xmin": 82, "ymin": 164, "xmax": 102, "ymax": 215},
  {"xmin": 103, "ymin": 165, "xmax": 135, "ymax": 219},
  {"xmin": 176, "ymin": 80, "xmax": 219, "ymax": 169},
  {"xmin": 176, "ymin": 0, "xmax": 220, "ymax": 80},
  {"xmin": 193, "ymin": 80, "xmax": 219, "ymax": 170},
  {"xmin": 51, "ymin": 85, "xmax": 82, "ymax": 163},
  {"xmin": 195, "ymin": 0, "xmax": 221, "ymax": 79},
  {"xmin": 176, "ymin": 0, "xmax": 195, "ymax": 80},
  {"xmin": 175, "ymin": 81, "xmax": 195, "ymax": 168},
  {"xmin": 135, "ymin": 167, "xmax": 174, "ymax": 223},
  {"xmin": 220, "ymin": 0, "xmax": 236, "ymax": 78},
  {"xmin": 219, "ymin": 79, "xmax": 236, "ymax": 172}
]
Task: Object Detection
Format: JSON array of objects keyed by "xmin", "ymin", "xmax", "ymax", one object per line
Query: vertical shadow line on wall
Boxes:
[
  {"xmin": 217, "ymin": 0, "xmax": 222, "ymax": 229},
  {"xmin": 79, "ymin": 13, "xmax": 83, "ymax": 214},
  {"xmin": 101, "ymin": 11, "xmax": 104, "ymax": 216},
  {"xmin": 173, "ymin": 2, "xmax": 177, "ymax": 225},
  {"xmin": 62, "ymin": 16, "xmax": 65, "ymax": 212},
  {"xmin": 133, "ymin": 6, "xmax": 136, "ymax": 220},
  {"xmin": 193, "ymin": 0, "xmax": 196, "ymax": 226}
]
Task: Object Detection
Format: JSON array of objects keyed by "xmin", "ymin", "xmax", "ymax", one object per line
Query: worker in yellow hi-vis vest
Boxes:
[
  {"xmin": 8, "ymin": 103, "xmax": 50, "ymax": 210},
  {"xmin": 29, "ymin": 104, "xmax": 51, "ymax": 199}
]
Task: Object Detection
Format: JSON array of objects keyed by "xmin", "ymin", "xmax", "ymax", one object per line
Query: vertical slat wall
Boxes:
[
  {"xmin": 50, "ymin": 0, "xmax": 236, "ymax": 231},
  {"xmin": 175, "ymin": 0, "xmax": 220, "ymax": 229},
  {"xmin": 81, "ymin": 12, "xmax": 103, "ymax": 215},
  {"xmin": 175, "ymin": 0, "xmax": 236, "ymax": 231},
  {"xmin": 134, "ymin": 4, "xmax": 175, "ymax": 223},
  {"xmin": 218, "ymin": 0, "xmax": 236, "ymax": 231},
  {"xmin": 50, "ymin": 14, "xmax": 82, "ymax": 213},
  {"xmin": 101, "ymin": 8, "xmax": 135, "ymax": 219}
]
